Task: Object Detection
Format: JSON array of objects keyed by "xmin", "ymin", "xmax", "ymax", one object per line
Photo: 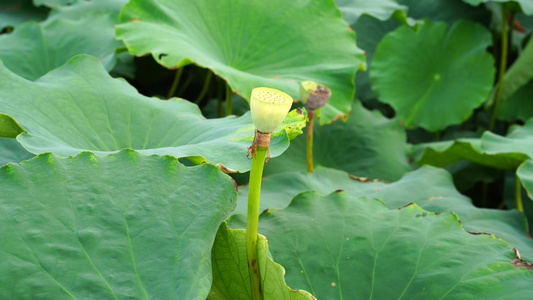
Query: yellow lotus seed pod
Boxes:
[{"xmin": 250, "ymin": 87, "xmax": 293, "ymax": 133}]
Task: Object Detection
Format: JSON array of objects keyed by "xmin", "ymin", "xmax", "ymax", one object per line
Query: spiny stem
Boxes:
[
  {"xmin": 489, "ymin": 3, "xmax": 509, "ymax": 131},
  {"xmin": 515, "ymin": 175, "xmax": 524, "ymax": 212},
  {"xmin": 225, "ymin": 83, "xmax": 233, "ymax": 116},
  {"xmin": 246, "ymin": 143, "xmax": 267, "ymax": 300},
  {"xmin": 167, "ymin": 67, "xmax": 184, "ymax": 99},
  {"xmin": 194, "ymin": 71, "xmax": 213, "ymax": 104},
  {"xmin": 306, "ymin": 109, "xmax": 315, "ymax": 173}
]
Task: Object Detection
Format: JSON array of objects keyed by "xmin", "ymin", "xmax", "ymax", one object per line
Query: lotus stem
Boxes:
[
  {"xmin": 306, "ymin": 109, "xmax": 315, "ymax": 172},
  {"xmin": 167, "ymin": 67, "xmax": 184, "ymax": 99},
  {"xmin": 515, "ymin": 175, "xmax": 524, "ymax": 212},
  {"xmin": 225, "ymin": 83, "xmax": 233, "ymax": 116},
  {"xmin": 246, "ymin": 131, "xmax": 270, "ymax": 300},
  {"xmin": 217, "ymin": 79, "xmax": 224, "ymax": 117},
  {"xmin": 246, "ymin": 87, "xmax": 293, "ymax": 299},
  {"xmin": 194, "ymin": 71, "xmax": 212, "ymax": 104},
  {"xmin": 300, "ymin": 81, "xmax": 331, "ymax": 173},
  {"xmin": 489, "ymin": 4, "xmax": 509, "ymax": 131}
]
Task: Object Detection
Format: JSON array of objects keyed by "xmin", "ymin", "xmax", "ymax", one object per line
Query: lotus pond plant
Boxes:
[
  {"xmin": 1, "ymin": 0, "xmax": 533, "ymax": 299},
  {"xmin": 247, "ymin": 87, "xmax": 293, "ymax": 299}
]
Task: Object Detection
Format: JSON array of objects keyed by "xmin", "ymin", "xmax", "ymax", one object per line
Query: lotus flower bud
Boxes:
[
  {"xmin": 300, "ymin": 81, "xmax": 331, "ymax": 110},
  {"xmin": 250, "ymin": 87, "xmax": 293, "ymax": 133}
]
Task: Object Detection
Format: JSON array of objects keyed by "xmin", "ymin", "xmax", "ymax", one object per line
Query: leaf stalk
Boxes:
[
  {"xmin": 167, "ymin": 67, "xmax": 184, "ymax": 99},
  {"xmin": 489, "ymin": 4, "xmax": 509, "ymax": 131},
  {"xmin": 515, "ymin": 175, "xmax": 524, "ymax": 212},
  {"xmin": 306, "ymin": 109, "xmax": 315, "ymax": 172}
]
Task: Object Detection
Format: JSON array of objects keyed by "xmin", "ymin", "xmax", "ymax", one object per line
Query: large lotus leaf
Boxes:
[
  {"xmin": 0, "ymin": 137, "xmax": 34, "ymax": 166},
  {"xmin": 235, "ymin": 166, "xmax": 533, "ymax": 261},
  {"xmin": 0, "ymin": 13, "xmax": 121, "ymax": 81},
  {"xmin": 44, "ymin": 0, "xmax": 128, "ymax": 23},
  {"xmin": 0, "ymin": 55, "xmax": 305, "ymax": 172},
  {"xmin": 399, "ymin": 0, "xmax": 491, "ymax": 25},
  {"xmin": 462, "ymin": 0, "xmax": 533, "ymax": 15},
  {"xmin": 413, "ymin": 138, "xmax": 525, "ymax": 170},
  {"xmin": 263, "ymin": 100, "xmax": 411, "ymax": 181},
  {"xmin": 232, "ymin": 191, "xmax": 533, "ymax": 299},
  {"xmin": 209, "ymin": 224, "xmax": 314, "ymax": 300},
  {"xmin": 115, "ymin": 0, "xmax": 364, "ymax": 124},
  {"xmin": 483, "ymin": 119, "xmax": 533, "ymax": 158},
  {"xmin": 33, "ymin": 0, "xmax": 75, "ymax": 7},
  {"xmin": 370, "ymin": 20, "xmax": 495, "ymax": 131},
  {"xmin": 0, "ymin": 150, "xmax": 237, "ymax": 299},
  {"xmin": 335, "ymin": 0, "xmax": 407, "ymax": 24},
  {"xmin": 483, "ymin": 119, "xmax": 533, "ymax": 201},
  {"xmin": 0, "ymin": 0, "xmax": 48, "ymax": 29}
]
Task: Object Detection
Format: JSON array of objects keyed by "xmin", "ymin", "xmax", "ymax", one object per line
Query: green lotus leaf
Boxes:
[
  {"xmin": 0, "ymin": 13, "xmax": 122, "ymax": 80},
  {"xmin": 399, "ymin": 0, "xmax": 491, "ymax": 24},
  {"xmin": 483, "ymin": 119, "xmax": 533, "ymax": 201},
  {"xmin": 33, "ymin": 0, "xmax": 75, "ymax": 7},
  {"xmin": 0, "ymin": 0, "xmax": 48, "ymax": 29},
  {"xmin": 462, "ymin": 0, "xmax": 533, "ymax": 16},
  {"xmin": 233, "ymin": 191, "xmax": 533, "ymax": 299},
  {"xmin": 495, "ymin": 79, "xmax": 533, "ymax": 122},
  {"xmin": 0, "ymin": 150, "xmax": 237, "ymax": 299},
  {"xmin": 335, "ymin": 0, "xmax": 407, "ymax": 24},
  {"xmin": 116, "ymin": 0, "xmax": 364, "ymax": 124},
  {"xmin": 483, "ymin": 119, "xmax": 533, "ymax": 158},
  {"xmin": 44, "ymin": 0, "xmax": 128, "ymax": 23},
  {"xmin": 0, "ymin": 137, "xmax": 34, "ymax": 166},
  {"xmin": 0, "ymin": 55, "xmax": 304, "ymax": 172},
  {"xmin": 209, "ymin": 223, "xmax": 314, "ymax": 300},
  {"xmin": 353, "ymin": 16, "xmax": 400, "ymax": 102},
  {"xmin": 517, "ymin": 160, "xmax": 533, "ymax": 198},
  {"xmin": 490, "ymin": 38, "xmax": 533, "ymax": 121},
  {"xmin": 413, "ymin": 138, "xmax": 525, "ymax": 170},
  {"xmin": 370, "ymin": 20, "xmax": 495, "ymax": 131},
  {"xmin": 235, "ymin": 166, "xmax": 533, "ymax": 261},
  {"xmin": 263, "ymin": 100, "xmax": 411, "ymax": 181}
]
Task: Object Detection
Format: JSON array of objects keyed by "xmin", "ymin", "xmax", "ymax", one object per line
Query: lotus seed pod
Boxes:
[
  {"xmin": 300, "ymin": 81, "xmax": 331, "ymax": 110},
  {"xmin": 250, "ymin": 87, "xmax": 293, "ymax": 133}
]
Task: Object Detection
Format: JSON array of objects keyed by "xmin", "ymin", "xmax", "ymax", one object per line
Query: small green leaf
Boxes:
[
  {"xmin": 0, "ymin": 150, "xmax": 237, "ymax": 299},
  {"xmin": 209, "ymin": 223, "xmax": 315, "ymax": 300},
  {"xmin": 335, "ymin": 0, "xmax": 407, "ymax": 24},
  {"xmin": 0, "ymin": 113, "xmax": 25, "ymax": 138},
  {"xmin": 370, "ymin": 20, "xmax": 495, "ymax": 131}
]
